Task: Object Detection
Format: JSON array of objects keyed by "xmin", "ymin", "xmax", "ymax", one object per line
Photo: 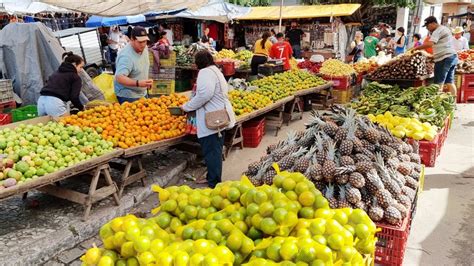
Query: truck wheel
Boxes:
[{"xmin": 85, "ymin": 67, "xmax": 99, "ymax": 78}]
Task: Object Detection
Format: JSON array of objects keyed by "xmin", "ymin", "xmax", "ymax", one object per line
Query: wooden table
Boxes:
[
  {"xmin": 0, "ymin": 150, "xmax": 123, "ymax": 221},
  {"xmin": 115, "ymin": 136, "xmax": 187, "ymax": 197}
]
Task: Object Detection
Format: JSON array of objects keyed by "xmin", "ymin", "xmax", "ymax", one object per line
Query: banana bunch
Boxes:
[{"xmin": 320, "ymin": 59, "xmax": 355, "ymax": 77}]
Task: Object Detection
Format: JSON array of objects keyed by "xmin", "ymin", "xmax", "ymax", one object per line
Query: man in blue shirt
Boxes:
[{"xmin": 114, "ymin": 26, "xmax": 153, "ymax": 104}]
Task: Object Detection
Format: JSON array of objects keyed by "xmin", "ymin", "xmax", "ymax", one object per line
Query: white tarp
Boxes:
[
  {"xmin": 39, "ymin": 0, "xmax": 210, "ymax": 16},
  {"xmin": 173, "ymin": 0, "xmax": 251, "ymax": 23},
  {"xmin": 0, "ymin": 0, "xmax": 67, "ymax": 14},
  {"xmin": 0, "ymin": 22, "xmax": 103, "ymax": 105}
]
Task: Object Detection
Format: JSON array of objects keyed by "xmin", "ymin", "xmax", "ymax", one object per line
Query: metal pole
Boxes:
[{"xmin": 278, "ymin": 0, "xmax": 284, "ymax": 33}]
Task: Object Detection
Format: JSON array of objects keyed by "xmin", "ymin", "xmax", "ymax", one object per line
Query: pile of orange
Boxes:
[{"xmin": 62, "ymin": 94, "xmax": 188, "ymax": 148}]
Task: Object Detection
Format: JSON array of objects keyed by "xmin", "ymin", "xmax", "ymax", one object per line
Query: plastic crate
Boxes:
[
  {"xmin": 258, "ymin": 64, "xmax": 284, "ymax": 77},
  {"xmin": 0, "ymin": 79, "xmax": 14, "ymax": 104},
  {"xmin": 375, "ymin": 214, "xmax": 411, "ymax": 266},
  {"xmin": 217, "ymin": 61, "xmax": 236, "ymax": 76},
  {"xmin": 12, "ymin": 105, "xmax": 38, "ymax": 122},
  {"xmin": 0, "ymin": 100, "xmax": 16, "ymax": 113},
  {"xmin": 459, "ymin": 73, "xmax": 474, "ymax": 103},
  {"xmin": 0, "ymin": 113, "xmax": 12, "ymax": 125},
  {"xmin": 175, "ymin": 80, "xmax": 191, "ymax": 93},
  {"xmin": 332, "ymin": 87, "xmax": 354, "ymax": 104},
  {"xmin": 149, "ymin": 80, "xmax": 175, "ymax": 96},
  {"xmin": 242, "ymin": 118, "xmax": 265, "ymax": 148},
  {"xmin": 323, "ymin": 75, "xmax": 351, "ymax": 90},
  {"xmin": 150, "ymin": 67, "xmax": 176, "ymax": 80}
]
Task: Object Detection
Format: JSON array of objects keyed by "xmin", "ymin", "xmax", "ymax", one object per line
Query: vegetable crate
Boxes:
[
  {"xmin": 0, "ymin": 79, "xmax": 14, "ymax": 104},
  {"xmin": 12, "ymin": 105, "xmax": 38, "ymax": 122},
  {"xmin": 0, "ymin": 100, "xmax": 16, "ymax": 113},
  {"xmin": 242, "ymin": 118, "xmax": 265, "ymax": 148},
  {"xmin": 323, "ymin": 75, "xmax": 351, "ymax": 90},
  {"xmin": 0, "ymin": 113, "xmax": 11, "ymax": 125},
  {"xmin": 159, "ymin": 52, "xmax": 177, "ymax": 68},
  {"xmin": 332, "ymin": 87, "xmax": 354, "ymax": 104},
  {"xmin": 149, "ymin": 80, "xmax": 175, "ymax": 96},
  {"xmin": 458, "ymin": 73, "xmax": 474, "ymax": 103},
  {"xmin": 375, "ymin": 213, "xmax": 412, "ymax": 266},
  {"xmin": 149, "ymin": 67, "xmax": 176, "ymax": 80}
]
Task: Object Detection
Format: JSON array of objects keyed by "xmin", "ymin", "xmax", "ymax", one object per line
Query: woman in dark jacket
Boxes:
[{"xmin": 37, "ymin": 52, "xmax": 85, "ymax": 117}]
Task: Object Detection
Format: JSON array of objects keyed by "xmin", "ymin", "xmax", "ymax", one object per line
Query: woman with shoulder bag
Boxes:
[{"xmin": 182, "ymin": 50, "xmax": 236, "ymax": 188}]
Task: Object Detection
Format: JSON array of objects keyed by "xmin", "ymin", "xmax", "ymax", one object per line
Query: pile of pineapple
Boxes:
[{"xmin": 245, "ymin": 107, "xmax": 422, "ymax": 226}]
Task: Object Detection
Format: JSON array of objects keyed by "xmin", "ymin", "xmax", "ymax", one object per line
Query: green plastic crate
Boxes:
[
  {"xmin": 12, "ymin": 105, "xmax": 38, "ymax": 122},
  {"xmin": 175, "ymin": 80, "xmax": 191, "ymax": 92}
]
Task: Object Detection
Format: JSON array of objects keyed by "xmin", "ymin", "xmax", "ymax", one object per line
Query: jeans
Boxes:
[
  {"xmin": 117, "ymin": 96, "xmax": 141, "ymax": 104},
  {"xmin": 37, "ymin": 96, "xmax": 69, "ymax": 117},
  {"xmin": 198, "ymin": 133, "xmax": 225, "ymax": 188},
  {"xmin": 292, "ymin": 44, "xmax": 301, "ymax": 58},
  {"xmin": 250, "ymin": 55, "xmax": 268, "ymax": 75},
  {"xmin": 109, "ymin": 47, "xmax": 118, "ymax": 73},
  {"xmin": 434, "ymin": 54, "xmax": 458, "ymax": 85}
]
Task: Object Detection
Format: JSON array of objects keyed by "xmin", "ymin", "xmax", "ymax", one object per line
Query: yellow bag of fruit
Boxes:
[{"xmin": 92, "ymin": 73, "xmax": 118, "ymax": 103}]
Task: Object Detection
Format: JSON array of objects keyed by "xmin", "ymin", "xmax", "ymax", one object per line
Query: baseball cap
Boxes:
[
  {"xmin": 131, "ymin": 26, "xmax": 150, "ymax": 42},
  {"xmin": 423, "ymin": 16, "xmax": 438, "ymax": 27}
]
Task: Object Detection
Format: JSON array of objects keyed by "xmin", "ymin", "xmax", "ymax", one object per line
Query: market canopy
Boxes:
[
  {"xmin": 85, "ymin": 14, "xmax": 146, "ymax": 27},
  {"xmin": 448, "ymin": 11, "xmax": 474, "ymax": 19},
  {"xmin": 39, "ymin": 0, "xmax": 210, "ymax": 16},
  {"xmin": 173, "ymin": 0, "xmax": 251, "ymax": 23},
  {"xmin": 237, "ymin": 4, "xmax": 361, "ymax": 20},
  {"xmin": 0, "ymin": 0, "xmax": 67, "ymax": 14}
]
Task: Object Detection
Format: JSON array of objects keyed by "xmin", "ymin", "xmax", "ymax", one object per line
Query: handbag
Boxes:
[{"xmin": 203, "ymin": 67, "xmax": 233, "ymax": 132}]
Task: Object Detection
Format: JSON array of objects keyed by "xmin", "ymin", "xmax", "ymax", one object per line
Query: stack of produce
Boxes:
[
  {"xmin": 234, "ymin": 50, "xmax": 253, "ymax": 63},
  {"xmin": 352, "ymin": 60, "xmax": 378, "ymax": 75},
  {"xmin": 82, "ymin": 170, "xmax": 377, "ymax": 265},
  {"xmin": 229, "ymin": 90, "xmax": 273, "ymax": 116},
  {"xmin": 297, "ymin": 60, "xmax": 322, "ymax": 74},
  {"xmin": 351, "ymin": 82, "xmax": 455, "ymax": 128},
  {"xmin": 368, "ymin": 112, "xmax": 438, "ymax": 141},
  {"xmin": 0, "ymin": 122, "xmax": 114, "ymax": 189},
  {"xmin": 245, "ymin": 107, "xmax": 422, "ymax": 225},
  {"xmin": 62, "ymin": 95, "xmax": 188, "ymax": 149},
  {"xmin": 174, "ymin": 45, "xmax": 193, "ymax": 67},
  {"xmin": 215, "ymin": 49, "xmax": 236, "ymax": 59},
  {"xmin": 250, "ymin": 70, "xmax": 327, "ymax": 101},
  {"xmin": 319, "ymin": 59, "xmax": 356, "ymax": 77},
  {"xmin": 456, "ymin": 49, "xmax": 474, "ymax": 73},
  {"xmin": 367, "ymin": 51, "xmax": 434, "ymax": 80}
]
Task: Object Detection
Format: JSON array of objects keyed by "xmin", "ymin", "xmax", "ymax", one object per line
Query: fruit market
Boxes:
[{"xmin": 0, "ymin": 1, "xmax": 473, "ymax": 266}]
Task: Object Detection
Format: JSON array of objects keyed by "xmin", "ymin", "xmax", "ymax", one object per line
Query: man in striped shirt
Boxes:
[{"xmin": 413, "ymin": 16, "xmax": 457, "ymax": 96}]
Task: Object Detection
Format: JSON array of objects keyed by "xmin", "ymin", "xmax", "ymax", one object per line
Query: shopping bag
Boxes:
[{"xmin": 92, "ymin": 73, "xmax": 118, "ymax": 103}]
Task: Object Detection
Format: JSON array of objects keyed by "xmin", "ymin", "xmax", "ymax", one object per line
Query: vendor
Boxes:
[
  {"xmin": 413, "ymin": 16, "xmax": 457, "ymax": 96},
  {"xmin": 37, "ymin": 52, "xmax": 84, "ymax": 117},
  {"xmin": 270, "ymin": 33, "xmax": 293, "ymax": 71},
  {"xmin": 250, "ymin": 32, "xmax": 273, "ymax": 75},
  {"xmin": 452, "ymin": 26, "xmax": 469, "ymax": 52}
]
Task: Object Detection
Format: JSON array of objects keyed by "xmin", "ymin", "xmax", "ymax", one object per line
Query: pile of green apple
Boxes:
[{"xmin": 0, "ymin": 122, "xmax": 114, "ymax": 189}]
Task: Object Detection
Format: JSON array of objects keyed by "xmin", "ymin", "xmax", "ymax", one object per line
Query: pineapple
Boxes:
[
  {"xmin": 376, "ymin": 153, "xmax": 402, "ymax": 196},
  {"xmin": 278, "ymin": 147, "xmax": 307, "ymax": 171},
  {"xmin": 293, "ymin": 146, "xmax": 317, "ymax": 173},
  {"xmin": 365, "ymin": 170, "xmax": 385, "ymax": 193},
  {"xmin": 345, "ymin": 184, "xmax": 362, "ymax": 204},
  {"xmin": 335, "ymin": 174, "xmax": 349, "ymax": 185},
  {"xmin": 380, "ymin": 145, "xmax": 397, "ymax": 160},
  {"xmin": 401, "ymin": 142, "xmax": 413, "ymax": 153},
  {"xmin": 396, "ymin": 194, "xmax": 412, "ymax": 209},
  {"xmin": 322, "ymin": 140, "xmax": 337, "ymax": 183},
  {"xmin": 387, "ymin": 157, "xmax": 401, "ymax": 169},
  {"xmin": 314, "ymin": 181, "xmax": 326, "ymax": 191},
  {"xmin": 354, "ymin": 153, "xmax": 371, "ymax": 163},
  {"xmin": 360, "ymin": 187, "xmax": 372, "ymax": 204},
  {"xmin": 398, "ymin": 154, "xmax": 411, "ymax": 163},
  {"xmin": 247, "ymin": 161, "xmax": 262, "ymax": 176},
  {"xmin": 349, "ymin": 172, "xmax": 366, "ymax": 188},
  {"xmin": 272, "ymin": 131, "xmax": 298, "ymax": 162},
  {"xmin": 314, "ymin": 133, "xmax": 327, "ymax": 165},
  {"xmin": 409, "ymin": 171, "xmax": 420, "ymax": 181},
  {"xmin": 340, "ymin": 155, "xmax": 355, "ymax": 166},
  {"xmin": 354, "ymin": 201, "xmax": 368, "ymax": 212},
  {"xmin": 376, "ymin": 189, "xmax": 394, "ymax": 209},
  {"xmin": 413, "ymin": 164, "xmax": 422, "ymax": 173},
  {"xmin": 250, "ymin": 160, "xmax": 272, "ymax": 186},
  {"xmin": 263, "ymin": 168, "xmax": 277, "ymax": 185},
  {"xmin": 358, "ymin": 117, "xmax": 381, "ymax": 144},
  {"xmin": 368, "ymin": 199, "xmax": 384, "ymax": 222},
  {"xmin": 339, "ymin": 122, "xmax": 358, "ymax": 156},
  {"xmin": 393, "ymin": 202, "xmax": 408, "ymax": 219},
  {"xmin": 296, "ymin": 130, "xmax": 315, "ymax": 148},
  {"xmin": 338, "ymin": 186, "xmax": 351, "ymax": 208},
  {"xmin": 325, "ymin": 185, "xmax": 338, "ymax": 209},
  {"xmin": 402, "ymin": 186, "xmax": 417, "ymax": 201},
  {"xmin": 398, "ymin": 162, "xmax": 413, "ymax": 176},
  {"xmin": 409, "ymin": 153, "xmax": 421, "ymax": 164},
  {"xmin": 305, "ymin": 157, "xmax": 323, "ymax": 182},
  {"xmin": 306, "ymin": 112, "xmax": 338, "ymax": 137},
  {"xmin": 267, "ymin": 140, "xmax": 285, "ymax": 155},
  {"xmin": 355, "ymin": 161, "xmax": 373, "ymax": 174},
  {"xmin": 361, "ymin": 139, "xmax": 376, "ymax": 152},
  {"xmin": 384, "ymin": 206, "xmax": 402, "ymax": 225}
]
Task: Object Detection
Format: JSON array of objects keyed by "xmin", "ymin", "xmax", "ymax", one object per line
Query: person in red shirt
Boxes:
[{"xmin": 270, "ymin": 33, "xmax": 293, "ymax": 70}]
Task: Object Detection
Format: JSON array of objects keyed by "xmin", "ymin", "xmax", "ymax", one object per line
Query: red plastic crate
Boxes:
[
  {"xmin": 459, "ymin": 74, "xmax": 474, "ymax": 103},
  {"xmin": 418, "ymin": 133, "xmax": 441, "ymax": 167},
  {"xmin": 323, "ymin": 75, "xmax": 351, "ymax": 90},
  {"xmin": 217, "ymin": 61, "xmax": 236, "ymax": 76},
  {"xmin": 242, "ymin": 118, "xmax": 265, "ymax": 148},
  {"xmin": 375, "ymin": 214, "xmax": 412, "ymax": 266},
  {"xmin": 0, "ymin": 100, "xmax": 15, "ymax": 112},
  {"xmin": 0, "ymin": 113, "xmax": 11, "ymax": 125}
]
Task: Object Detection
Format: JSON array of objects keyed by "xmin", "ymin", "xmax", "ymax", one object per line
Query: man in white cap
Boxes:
[
  {"xmin": 452, "ymin": 26, "xmax": 469, "ymax": 52},
  {"xmin": 114, "ymin": 26, "xmax": 153, "ymax": 104}
]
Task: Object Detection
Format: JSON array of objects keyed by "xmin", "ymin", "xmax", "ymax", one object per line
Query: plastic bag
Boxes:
[{"xmin": 92, "ymin": 73, "xmax": 118, "ymax": 103}]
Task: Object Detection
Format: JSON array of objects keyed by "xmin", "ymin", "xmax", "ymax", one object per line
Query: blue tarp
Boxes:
[{"xmin": 85, "ymin": 15, "xmax": 146, "ymax": 27}]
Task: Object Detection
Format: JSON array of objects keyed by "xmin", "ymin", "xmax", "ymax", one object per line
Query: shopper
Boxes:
[
  {"xmin": 270, "ymin": 33, "xmax": 293, "ymax": 70},
  {"xmin": 182, "ymin": 50, "xmax": 236, "ymax": 188},
  {"xmin": 452, "ymin": 26, "xmax": 469, "ymax": 52},
  {"xmin": 107, "ymin": 25, "xmax": 123, "ymax": 73},
  {"xmin": 270, "ymin": 29, "xmax": 278, "ymax": 44},
  {"xmin": 38, "ymin": 52, "xmax": 84, "ymax": 117},
  {"xmin": 413, "ymin": 33, "xmax": 422, "ymax": 48},
  {"xmin": 349, "ymin": 31, "xmax": 364, "ymax": 63},
  {"xmin": 413, "ymin": 16, "xmax": 457, "ymax": 96},
  {"xmin": 286, "ymin": 22, "xmax": 305, "ymax": 58},
  {"xmin": 251, "ymin": 32, "xmax": 273, "ymax": 75},
  {"xmin": 364, "ymin": 29, "xmax": 380, "ymax": 58},
  {"xmin": 114, "ymin": 26, "xmax": 153, "ymax": 104},
  {"xmin": 394, "ymin": 27, "xmax": 407, "ymax": 56}
]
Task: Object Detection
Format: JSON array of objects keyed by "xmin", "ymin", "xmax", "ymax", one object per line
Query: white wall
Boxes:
[{"xmin": 418, "ymin": 3, "xmax": 443, "ymax": 38}]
